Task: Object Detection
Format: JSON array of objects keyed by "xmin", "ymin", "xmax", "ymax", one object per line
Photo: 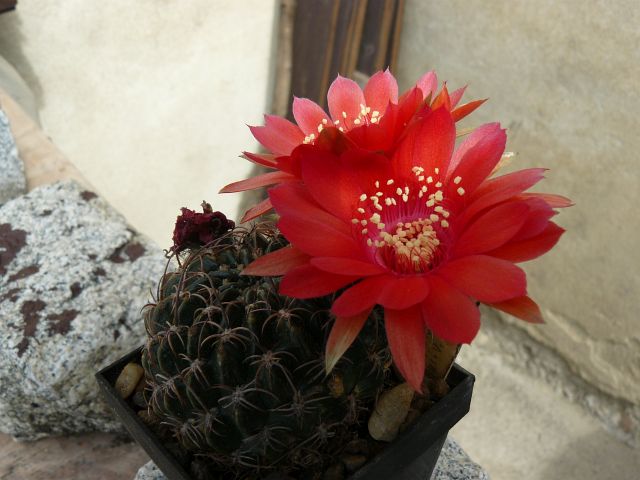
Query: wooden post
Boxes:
[{"xmin": 0, "ymin": 0, "xmax": 17, "ymax": 15}]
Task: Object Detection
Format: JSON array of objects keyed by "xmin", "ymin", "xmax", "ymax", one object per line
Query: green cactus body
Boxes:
[{"xmin": 142, "ymin": 225, "xmax": 391, "ymax": 478}]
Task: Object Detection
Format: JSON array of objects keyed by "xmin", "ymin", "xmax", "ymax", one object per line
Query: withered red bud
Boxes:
[{"xmin": 171, "ymin": 204, "xmax": 235, "ymax": 253}]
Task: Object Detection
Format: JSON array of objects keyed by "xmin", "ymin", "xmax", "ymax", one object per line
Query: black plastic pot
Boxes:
[{"xmin": 96, "ymin": 347, "xmax": 474, "ymax": 480}]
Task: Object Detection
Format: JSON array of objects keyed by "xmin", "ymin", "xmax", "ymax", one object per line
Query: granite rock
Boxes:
[
  {"xmin": 133, "ymin": 437, "xmax": 488, "ymax": 480},
  {"xmin": 134, "ymin": 461, "xmax": 166, "ymax": 480},
  {"xmin": 0, "ymin": 180, "xmax": 165, "ymax": 441},
  {"xmin": 0, "ymin": 108, "xmax": 26, "ymax": 204},
  {"xmin": 432, "ymin": 438, "xmax": 490, "ymax": 480}
]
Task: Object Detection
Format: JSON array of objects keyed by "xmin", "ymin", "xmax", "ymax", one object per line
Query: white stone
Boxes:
[
  {"xmin": 0, "ymin": 108, "xmax": 26, "ymax": 204},
  {"xmin": 134, "ymin": 461, "xmax": 165, "ymax": 480},
  {"xmin": 432, "ymin": 438, "xmax": 489, "ymax": 480},
  {"xmin": 0, "ymin": 180, "xmax": 165, "ymax": 440}
]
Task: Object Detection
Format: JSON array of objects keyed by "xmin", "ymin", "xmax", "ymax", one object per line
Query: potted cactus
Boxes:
[{"xmin": 97, "ymin": 69, "xmax": 570, "ymax": 480}]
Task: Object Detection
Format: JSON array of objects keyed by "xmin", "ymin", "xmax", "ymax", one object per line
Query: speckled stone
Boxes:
[
  {"xmin": 133, "ymin": 437, "xmax": 488, "ymax": 479},
  {"xmin": 0, "ymin": 108, "xmax": 26, "ymax": 205},
  {"xmin": 432, "ymin": 438, "xmax": 490, "ymax": 480},
  {"xmin": 0, "ymin": 180, "xmax": 165, "ymax": 441},
  {"xmin": 134, "ymin": 461, "xmax": 165, "ymax": 480}
]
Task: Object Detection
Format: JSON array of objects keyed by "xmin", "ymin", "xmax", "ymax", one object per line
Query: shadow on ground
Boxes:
[{"xmin": 540, "ymin": 430, "xmax": 640, "ymax": 480}]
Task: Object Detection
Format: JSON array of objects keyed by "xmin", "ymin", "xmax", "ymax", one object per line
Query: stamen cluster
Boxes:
[{"xmin": 349, "ymin": 166, "xmax": 467, "ymax": 273}]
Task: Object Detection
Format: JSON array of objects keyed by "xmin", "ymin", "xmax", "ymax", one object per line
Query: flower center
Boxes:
[
  {"xmin": 379, "ymin": 219, "xmax": 440, "ymax": 273},
  {"xmin": 350, "ymin": 166, "xmax": 466, "ymax": 274}
]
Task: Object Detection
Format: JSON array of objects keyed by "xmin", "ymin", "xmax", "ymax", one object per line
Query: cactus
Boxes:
[{"xmin": 141, "ymin": 223, "xmax": 392, "ymax": 478}]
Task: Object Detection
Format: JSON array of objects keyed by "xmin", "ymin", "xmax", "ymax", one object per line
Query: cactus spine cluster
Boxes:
[{"xmin": 141, "ymin": 224, "xmax": 392, "ymax": 478}]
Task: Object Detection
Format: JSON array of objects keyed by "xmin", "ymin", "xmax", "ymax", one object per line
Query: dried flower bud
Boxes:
[{"xmin": 171, "ymin": 202, "xmax": 235, "ymax": 253}]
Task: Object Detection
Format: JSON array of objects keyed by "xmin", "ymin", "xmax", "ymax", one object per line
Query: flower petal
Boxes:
[
  {"xmin": 269, "ymin": 184, "xmax": 351, "ymax": 235},
  {"xmin": 327, "ymin": 75, "xmax": 366, "ymax": 126},
  {"xmin": 475, "ymin": 168, "xmax": 548, "ymax": 199},
  {"xmin": 436, "ymin": 255, "xmax": 526, "ymax": 302},
  {"xmin": 415, "ymin": 71, "xmax": 438, "ymax": 99},
  {"xmin": 447, "ymin": 123, "xmax": 506, "ymax": 191},
  {"xmin": 279, "ymin": 264, "xmax": 358, "ymax": 298},
  {"xmin": 364, "ymin": 69, "xmax": 399, "ymax": 116},
  {"xmin": 451, "ymin": 99, "xmax": 487, "ymax": 122},
  {"xmin": 422, "ymin": 276, "xmax": 481, "ymax": 344},
  {"xmin": 292, "ymin": 97, "xmax": 331, "ymax": 135},
  {"xmin": 242, "ymin": 151, "xmax": 278, "ymax": 168},
  {"xmin": 300, "ymin": 149, "xmax": 361, "ymax": 220},
  {"xmin": 377, "ymin": 275, "xmax": 430, "ymax": 310},
  {"xmin": 332, "ymin": 276, "xmax": 390, "ymax": 317},
  {"xmin": 488, "ymin": 296, "xmax": 544, "ymax": 324},
  {"xmin": 487, "ymin": 222, "xmax": 565, "ymax": 263},
  {"xmin": 510, "ymin": 198, "xmax": 556, "ymax": 241},
  {"xmin": 341, "ymin": 149, "xmax": 395, "ymax": 193},
  {"xmin": 449, "ymin": 86, "xmax": 467, "ymax": 108},
  {"xmin": 396, "ymin": 86, "xmax": 425, "ymax": 121},
  {"xmin": 345, "ymin": 123, "xmax": 390, "ymax": 152},
  {"xmin": 325, "ymin": 309, "xmax": 372, "ymax": 373},
  {"xmin": 270, "ymin": 184, "xmax": 363, "ymax": 258},
  {"xmin": 517, "ymin": 193, "xmax": 574, "ymax": 208},
  {"xmin": 385, "ymin": 306, "xmax": 426, "ymax": 392},
  {"xmin": 240, "ymin": 197, "xmax": 273, "ymax": 223},
  {"xmin": 392, "ymin": 107, "xmax": 456, "ymax": 177},
  {"xmin": 315, "ymin": 127, "xmax": 356, "ymax": 155},
  {"xmin": 461, "ymin": 168, "xmax": 547, "ymax": 224},
  {"xmin": 242, "ymin": 246, "xmax": 310, "ymax": 276},
  {"xmin": 311, "ymin": 257, "xmax": 385, "ymax": 276},
  {"xmin": 452, "ymin": 202, "xmax": 529, "ymax": 257},
  {"xmin": 277, "ymin": 216, "xmax": 361, "ymax": 258},
  {"xmin": 332, "ymin": 274, "xmax": 430, "ymax": 316},
  {"xmin": 250, "ymin": 115, "xmax": 304, "ymax": 156},
  {"xmin": 431, "ymin": 85, "xmax": 451, "ymax": 110},
  {"xmin": 378, "ymin": 87, "xmax": 424, "ymax": 153},
  {"xmin": 219, "ymin": 171, "xmax": 296, "ymax": 193}
]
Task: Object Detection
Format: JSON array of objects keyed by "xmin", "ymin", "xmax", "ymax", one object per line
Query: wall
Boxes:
[
  {"xmin": 397, "ymin": 0, "xmax": 640, "ymax": 404},
  {"xmin": 0, "ymin": 0, "xmax": 277, "ymax": 246},
  {"xmin": 2, "ymin": 0, "xmax": 638, "ymax": 408}
]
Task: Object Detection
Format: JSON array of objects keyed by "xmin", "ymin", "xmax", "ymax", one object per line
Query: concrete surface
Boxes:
[
  {"xmin": 0, "ymin": 432, "xmax": 147, "ymax": 480},
  {"xmin": 0, "ymin": 0, "xmax": 277, "ymax": 247},
  {"xmin": 452, "ymin": 312, "xmax": 640, "ymax": 480},
  {"xmin": 397, "ymin": 0, "xmax": 640, "ymax": 424},
  {"xmin": 0, "ymin": 55, "xmax": 38, "ymax": 122}
]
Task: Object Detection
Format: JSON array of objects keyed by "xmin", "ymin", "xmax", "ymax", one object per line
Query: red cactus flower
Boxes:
[
  {"xmin": 243, "ymin": 107, "xmax": 571, "ymax": 392},
  {"xmin": 221, "ymin": 70, "xmax": 486, "ymax": 222},
  {"xmin": 172, "ymin": 202, "xmax": 235, "ymax": 253}
]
